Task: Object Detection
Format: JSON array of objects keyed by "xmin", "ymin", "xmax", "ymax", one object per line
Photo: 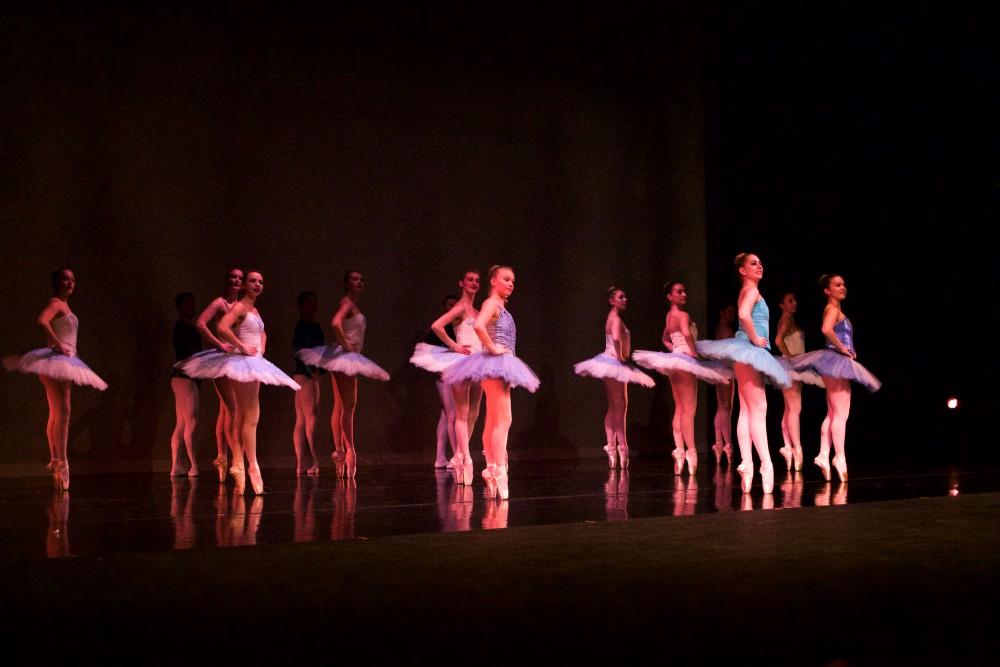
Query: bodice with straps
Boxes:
[
  {"xmin": 237, "ymin": 311, "xmax": 265, "ymax": 357},
  {"xmin": 487, "ymin": 307, "xmax": 517, "ymax": 353},
  {"xmin": 784, "ymin": 329, "xmax": 805, "ymax": 356},
  {"xmin": 456, "ymin": 316, "xmax": 483, "ymax": 353},
  {"xmin": 735, "ymin": 298, "xmax": 771, "ymax": 350},
  {"xmin": 342, "ymin": 312, "xmax": 367, "ymax": 352},
  {"xmin": 826, "ymin": 317, "xmax": 855, "ymax": 354},
  {"xmin": 51, "ymin": 312, "xmax": 79, "ymax": 357}
]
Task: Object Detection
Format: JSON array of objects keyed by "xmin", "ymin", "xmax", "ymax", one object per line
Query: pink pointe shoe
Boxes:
[
  {"xmin": 603, "ymin": 444, "xmax": 618, "ymax": 469},
  {"xmin": 685, "ymin": 449, "xmax": 698, "ymax": 476},
  {"xmin": 463, "ymin": 456, "xmax": 474, "ymax": 486},
  {"xmin": 450, "ymin": 455, "xmax": 466, "ymax": 484},
  {"xmin": 248, "ymin": 464, "xmax": 265, "ymax": 495},
  {"xmin": 671, "ymin": 448, "xmax": 685, "ymax": 475},
  {"xmin": 617, "ymin": 443, "xmax": 630, "ymax": 470},
  {"xmin": 814, "ymin": 454, "xmax": 831, "ymax": 482},
  {"xmin": 793, "ymin": 444, "xmax": 804, "ymax": 471},
  {"xmin": 494, "ymin": 466, "xmax": 509, "ymax": 500},
  {"xmin": 778, "ymin": 446, "xmax": 794, "ymax": 471},
  {"xmin": 711, "ymin": 443, "xmax": 723, "ymax": 465},
  {"xmin": 736, "ymin": 461, "xmax": 753, "ymax": 494},
  {"xmin": 332, "ymin": 449, "xmax": 347, "ymax": 478},
  {"xmin": 832, "ymin": 454, "xmax": 848, "ymax": 482},
  {"xmin": 344, "ymin": 448, "xmax": 357, "ymax": 480},
  {"xmin": 52, "ymin": 460, "xmax": 70, "ymax": 492},
  {"xmin": 760, "ymin": 461, "xmax": 774, "ymax": 494},
  {"xmin": 213, "ymin": 455, "xmax": 228, "ymax": 483},
  {"xmin": 230, "ymin": 465, "xmax": 246, "ymax": 495},
  {"xmin": 482, "ymin": 465, "xmax": 498, "ymax": 498}
]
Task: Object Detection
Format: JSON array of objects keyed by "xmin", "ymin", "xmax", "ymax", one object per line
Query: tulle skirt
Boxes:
[
  {"xmin": 3, "ymin": 348, "xmax": 108, "ymax": 390},
  {"xmin": 777, "ymin": 357, "xmax": 825, "ymax": 388},
  {"xmin": 573, "ymin": 354, "xmax": 656, "ymax": 387},
  {"xmin": 631, "ymin": 350, "xmax": 733, "ymax": 385},
  {"xmin": 409, "ymin": 342, "xmax": 465, "ymax": 373},
  {"xmin": 176, "ymin": 350, "xmax": 301, "ymax": 389},
  {"xmin": 790, "ymin": 350, "xmax": 881, "ymax": 392},
  {"xmin": 440, "ymin": 351, "xmax": 540, "ymax": 392},
  {"xmin": 296, "ymin": 345, "xmax": 390, "ymax": 381},
  {"xmin": 695, "ymin": 339, "xmax": 791, "ymax": 389}
]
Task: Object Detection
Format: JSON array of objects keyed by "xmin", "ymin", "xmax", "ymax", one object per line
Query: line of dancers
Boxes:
[{"xmin": 2, "ymin": 255, "xmax": 880, "ymax": 498}]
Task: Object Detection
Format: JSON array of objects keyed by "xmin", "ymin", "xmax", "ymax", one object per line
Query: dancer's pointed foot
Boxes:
[
  {"xmin": 603, "ymin": 443, "xmax": 618, "ymax": 469},
  {"xmin": 736, "ymin": 461, "xmax": 753, "ymax": 494},
  {"xmin": 711, "ymin": 443, "xmax": 723, "ymax": 465},
  {"xmin": 332, "ymin": 449, "xmax": 347, "ymax": 478},
  {"xmin": 671, "ymin": 448, "xmax": 685, "ymax": 475},
  {"xmin": 778, "ymin": 445, "xmax": 794, "ymax": 471},
  {"xmin": 213, "ymin": 455, "xmax": 228, "ymax": 483},
  {"xmin": 230, "ymin": 465, "xmax": 246, "ymax": 495},
  {"xmin": 814, "ymin": 454, "xmax": 831, "ymax": 482},
  {"xmin": 832, "ymin": 454, "xmax": 848, "ymax": 482},
  {"xmin": 248, "ymin": 464, "xmax": 264, "ymax": 495},
  {"xmin": 482, "ymin": 465, "xmax": 498, "ymax": 498},
  {"xmin": 792, "ymin": 444, "xmax": 804, "ymax": 471},
  {"xmin": 617, "ymin": 443, "xmax": 630, "ymax": 469},
  {"xmin": 760, "ymin": 461, "xmax": 774, "ymax": 494},
  {"xmin": 345, "ymin": 448, "xmax": 357, "ymax": 479},
  {"xmin": 685, "ymin": 448, "xmax": 698, "ymax": 476},
  {"xmin": 187, "ymin": 466, "xmax": 199, "ymax": 478}
]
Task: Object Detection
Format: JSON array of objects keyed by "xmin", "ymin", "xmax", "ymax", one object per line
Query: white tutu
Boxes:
[
  {"xmin": 176, "ymin": 350, "xmax": 301, "ymax": 389},
  {"xmin": 409, "ymin": 342, "xmax": 465, "ymax": 374},
  {"xmin": 296, "ymin": 345, "xmax": 390, "ymax": 381},
  {"xmin": 776, "ymin": 357, "xmax": 825, "ymax": 388},
  {"xmin": 632, "ymin": 350, "xmax": 732, "ymax": 385},
  {"xmin": 573, "ymin": 354, "xmax": 655, "ymax": 387},
  {"xmin": 3, "ymin": 348, "xmax": 108, "ymax": 390}
]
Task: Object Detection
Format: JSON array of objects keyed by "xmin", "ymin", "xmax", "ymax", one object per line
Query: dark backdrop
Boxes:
[{"xmin": 0, "ymin": 2, "xmax": 708, "ymax": 473}]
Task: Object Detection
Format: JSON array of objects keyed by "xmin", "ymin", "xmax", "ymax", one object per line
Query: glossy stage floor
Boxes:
[{"xmin": 3, "ymin": 458, "xmax": 1000, "ymax": 664}]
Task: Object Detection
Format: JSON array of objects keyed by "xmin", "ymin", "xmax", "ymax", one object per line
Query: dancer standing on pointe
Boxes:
[
  {"xmin": 195, "ymin": 268, "xmax": 244, "ymax": 483},
  {"xmin": 411, "ymin": 293, "xmax": 461, "ymax": 470},
  {"xmin": 711, "ymin": 304, "xmax": 737, "ymax": 465},
  {"xmin": 573, "ymin": 287, "xmax": 655, "ymax": 470},
  {"xmin": 177, "ymin": 271, "xmax": 301, "ymax": 494},
  {"xmin": 291, "ymin": 291, "xmax": 324, "ymax": 476},
  {"xmin": 696, "ymin": 254, "xmax": 790, "ymax": 494},
  {"xmin": 773, "ymin": 291, "xmax": 824, "ymax": 472},
  {"xmin": 791, "ymin": 274, "xmax": 881, "ymax": 482},
  {"xmin": 297, "ymin": 271, "xmax": 390, "ymax": 479},
  {"xmin": 169, "ymin": 292, "xmax": 202, "ymax": 477},
  {"xmin": 633, "ymin": 282, "xmax": 731, "ymax": 475},
  {"xmin": 441, "ymin": 266, "xmax": 539, "ymax": 499},
  {"xmin": 411, "ymin": 269, "xmax": 485, "ymax": 483},
  {"xmin": 3, "ymin": 268, "xmax": 107, "ymax": 491}
]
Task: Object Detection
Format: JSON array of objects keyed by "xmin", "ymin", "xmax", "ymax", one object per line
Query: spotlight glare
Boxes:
[{"xmin": 947, "ymin": 397, "xmax": 959, "ymax": 409}]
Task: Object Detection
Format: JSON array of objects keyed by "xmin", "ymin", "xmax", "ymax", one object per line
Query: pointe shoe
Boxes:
[
  {"xmin": 187, "ymin": 466, "xmax": 199, "ymax": 478},
  {"xmin": 170, "ymin": 466, "xmax": 184, "ymax": 477},
  {"xmin": 832, "ymin": 454, "xmax": 848, "ymax": 482},
  {"xmin": 332, "ymin": 450, "xmax": 346, "ymax": 478},
  {"xmin": 671, "ymin": 448, "xmax": 685, "ymax": 475},
  {"xmin": 345, "ymin": 449, "xmax": 357, "ymax": 479},
  {"xmin": 617, "ymin": 443, "xmax": 630, "ymax": 469},
  {"xmin": 685, "ymin": 449, "xmax": 698, "ymax": 476},
  {"xmin": 760, "ymin": 462, "xmax": 774, "ymax": 494},
  {"xmin": 212, "ymin": 455, "xmax": 228, "ymax": 483},
  {"xmin": 52, "ymin": 460, "xmax": 70, "ymax": 492},
  {"xmin": 307, "ymin": 464, "xmax": 320, "ymax": 476},
  {"xmin": 230, "ymin": 465, "xmax": 246, "ymax": 495},
  {"xmin": 778, "ymin": 446, "xmax": 794, "ymax": 471},
  {"xmin": 736, "ymin": 461, "xmax": 753, "ymax": 493},
  {"xmin": 494, "ymin": 465, "xmax": 509, "ymax": 500},
  {"xmin": 711, "ymin": 443, "xmax": 723, "ymax": 465},
  {"xmin": 46, "ymin": 460, "xmax": 56, "ymax": 472},
  {"xmin": 482, "ymin": 465, "xmax": 498, "ymax": 498},
  {"xmin": 248, "ymin": 464, "xmax": 265, "ymax": 495},
  {"xmin": 723, "ymin": 444, "xmax": 733, "ymax": 466},
  {"xmin": 793, "ymin": 444, "xmax": 804, "ymax": 471},
  {"xmin": 603, "ymin": 443, "xmax": 618, "ymax": 469},
  {"xmin": 814, "ymin": 454, "xmax": 831, "ymax": 482},
  {"xmin": 463, "ymin": 456, "xmax": 474, "ymax": 486},
  {"xmin": 450, "ymin": 455, "xmax": 465, "ymax": 484}
]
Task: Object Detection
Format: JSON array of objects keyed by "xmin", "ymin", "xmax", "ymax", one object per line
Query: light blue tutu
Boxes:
[
  {"xmin": 777, "ymin": 357, "xmax": 825, "ymax": 388},
  {"xmin": 695, "ymin": 339, "xmax": 791, "ymax": 389},
  {"xmin": 409, "ymin": 342, "xmax": 464, "ymax": 374},
  {"xmin": 441, "ymin": 351, "xmax": 540, "ymax": 392},
  {"xmin": 574, "ymin": 354, "xmax": 656, "ymax": 387},
  {"xmin": 631, "ymin": 350, "xmax": 732, "ymax": 385},
  {"xmin": 176, "ymin": 350, "xmax": 301, "ymax": 389},
  {"xmin": 296, "ymin": 345, "xmax": 389, "ymax": 381},
  {"xmin": 3, "ymin": 348, "xmax": 108, "ymax": 390},
  {"xmin": 790, "ymin": 350, "xmax": 881, "ymax": 393}
]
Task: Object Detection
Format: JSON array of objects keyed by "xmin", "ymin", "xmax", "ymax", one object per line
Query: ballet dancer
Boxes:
[
  {"xmin": 773, "ymin": 291, "xmax": 824, "ymax": 471},
  {"xmin": 170, "ymin": 292, "xmax": 202, "ymax": 477},
  {"xmin": 297, "ymin": 270, "xmax": 390, "ymax": 479},
  {"xmin": 791, "ymin": 274, "xmax": 881, "ymax": 482},
  {"xmin": 711, "ymin": 304, "xmax": 737, "ymax": 465},
  {"xmin": 291, "ymin": 290, "xmax": 324, "ymax": 476},
  {"xmin": 573, "ymin": 287, "xmax": 654, "ymax": 470},
  {"xmin": 3, "ymin": 268, "xmax": 107, "ymax": 491},
  {"xmin": 441, "ymin": 266, "xmax": 539, "ymax": 499},
  {"xmin": 410, "ymin": 293, "xmax": 460, "ymax": 469},
  {"xmin": 696, "ymin": 253, "xmax": 790, "ymax": 494},
  {"xmin": 634, "ymin": 282, "xmax": 731, "ymax": 475},
  {"xmin": 178, "ymin": 271, "xmax": 301, "ymax": 494},
  {"xmin": 412, "ymin": 269, "xmax": 486, "ymax": 483},
  {"xmin": 195, "ymin": 268, "xmax": 244, "ymax": 483}
]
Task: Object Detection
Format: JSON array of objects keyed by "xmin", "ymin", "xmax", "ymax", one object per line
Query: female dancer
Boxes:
[
  {"xmin": 711, "ymin": 304, "xmax": 737, "ymax": 465},
  {"xmin": 411, "ymin": 270, "xmax": 485, "ymax": 483},
  {"xmin": 696, "ymin": 254, "xmax": 790, "ymax": 494},
  {"xmin": 297, "ymin": 270, "xmax": 390, "ymax": 479},
  {"xmin": 773, "ymin": 291, "xmax": 824, "ymax": 471},
  {"xmin": 441, "ymin": 266, "xmax": 539, "ymax": 499},
  {"xmin": 178, "ymin": 271, "xmax": 301, "ymax": 494},
  {"xmin": 411, "ymin": 293, "xmax": 460, "ymax": 469},
  {"xmin": 633, "ymin": 282, "xmax": 731, "ymax": 475},
  {"xmin": 573, "ymin": 287, "xmax": 654, "ymax": 470},
  {"xmin": 195, "ymin": 268, "xmax": 244, "ymax": 482},
  {"xmin": 792, "ymin": 274, "xmax": 881, "ymax": 482},
  {"xmin": 3, "ymin": 268, "xmax": 107, "ymax": 490},
  {"xmin": 170, "ymin": 292, "xmax": 202, "ymax": 477},
  {"xmin": 292, "ymin": 290, "xmax": 324, "ymax": 476}
]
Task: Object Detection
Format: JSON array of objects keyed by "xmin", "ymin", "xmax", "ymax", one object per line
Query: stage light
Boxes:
[{"xmin": 946, "ymin": 397, "xmax": 959, "ymax": 409}]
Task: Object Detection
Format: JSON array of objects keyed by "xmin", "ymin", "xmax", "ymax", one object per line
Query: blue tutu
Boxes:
[
  {"xmin": 790, "ymin": 350, "xmax": 881, "ymax": 393},
  {"xmin": 632, "ymin": 350, "xmax": 732, "ymax": 385},
  {"xmin": 695, "ymin": 339, "xmax": 791, "ymax": 389},
  {"xmin": 574, "ymin": 354, "xmax": 656, "ymax": 387},
  {"xmin": 409, "ymin": 342, "xmax": 465, "ymax": 374},
  {"xmin": 776, "ymin": 357, "xmax": 825, "ymax": 388},
  {"xmin": 441, "ymin": 350, "xmax": 540, "ymax": 392},
  {"xmin": 177, "ymin": 350, "xmax": 301, "ymax": 389}
]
